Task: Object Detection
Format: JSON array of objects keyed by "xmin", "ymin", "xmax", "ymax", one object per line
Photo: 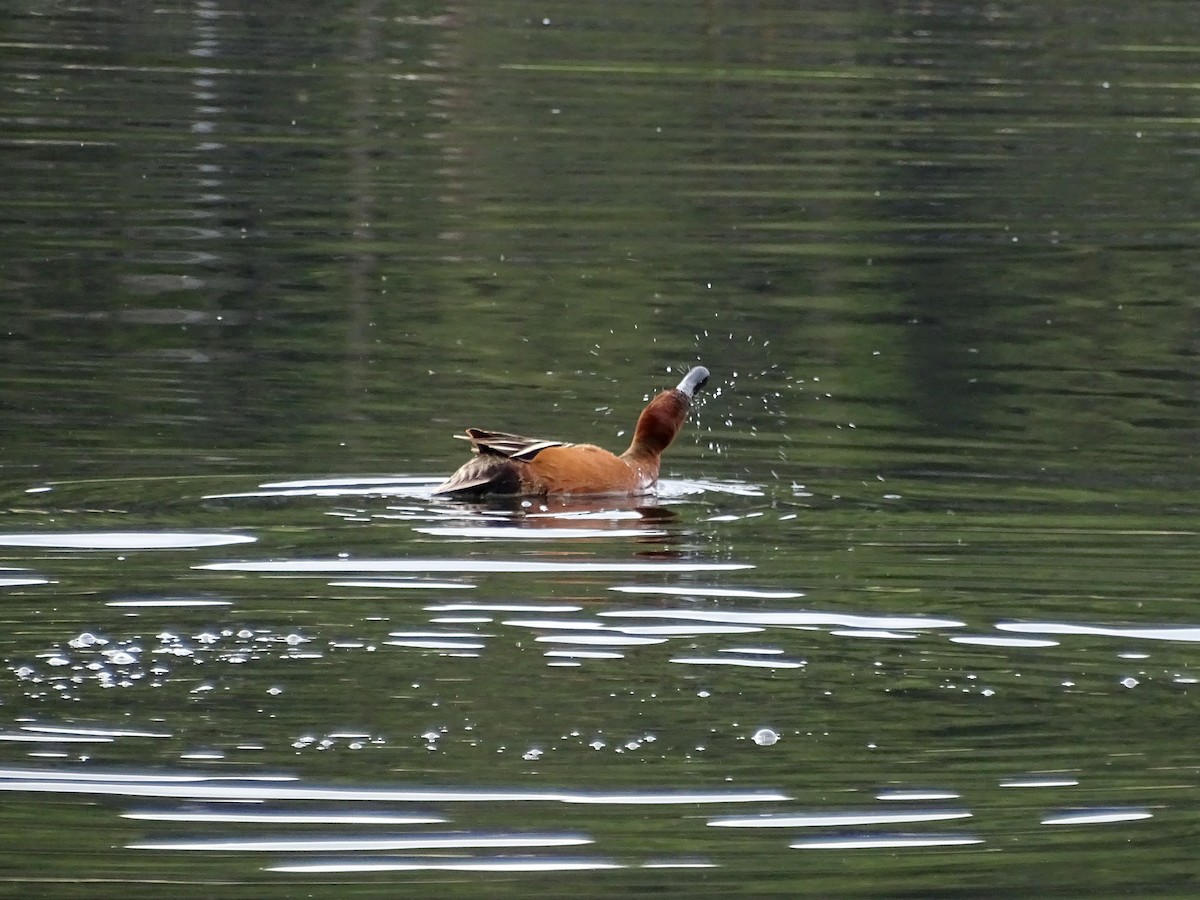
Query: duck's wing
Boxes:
[
  {"xmin": 458, "ymin": 428, "xmax": 567, "ymax": 461},
  {"xmin": 431, "ymin": 429, "xmax": 569, "ymax": 497},
  {"xmin": 431, "ymin": 454, "xmax": 522, "ymax": 496}
]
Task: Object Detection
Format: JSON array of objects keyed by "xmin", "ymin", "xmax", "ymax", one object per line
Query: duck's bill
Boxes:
[{"xmin": 676, "ymin": 365, "xmax": 710, "ymax": 397}]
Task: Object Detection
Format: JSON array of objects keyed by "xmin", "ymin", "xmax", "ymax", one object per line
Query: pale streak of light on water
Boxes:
[
  {"xmin": 997, "ymin": 622, "xmax": 1200, "ymax": 643},
  {"xmin": 268, "ymin": 859, "xmax": 637, "ymax": 874},
  {"xmin": 197, "ymin": 560, "xmax": 751, "ymax": 574},
  {"xmin": 384, "ymin": 640, "xmax": 486, "ymax": 651},
  {"xmin": 106, "ymin": 599, "xmax": 234, "ymax": 607},
  {"xmin": 527, "ymin": 509, "xmax": 649, "ymax": 521},
  {"xmin": 413, "ymin": 526, "xmax": 667, "ymax": 539},
  {"xmin": 18, "ymin": 725, "xmax": 170, "ymax": 739},
  {"xmin": 719, "ymin": 646, "xmax": 786, "ymax": 655},
  {"xmin": 950, "ymin": 635, "xmax": 1061, "ymax": 648},
  {"xmin": 0, "ymin": 577, "xmax": 53, "ymax": 587},
  {"xmin": 128, "ymin": 832, "xmax": 595, "ymax": 852},
  {"xmin": 329, "ymin": 580, "xmax": 475, "ymax": 589},
  {"xmin": 708, "ymin": 810, "xmax": 973, "ymax": 828},
  {"xmin": 828, "ymin": 629, "xmax": 920, "ymax": 640},
  {"xmin": 426, "ymin": 603, "xmax": 581, "ymax": 612},
  {"xmin": 0, "ymin": 733, "xmax": 115, "ymax": 744},
  {"xmin": 123, "ymin": 811, "xmax": 448, "ymax": 825},
  {"xmin": 500, "ymin": 618, "xmax": 763, "ymax": 637},
  {"xmin": 266, "ymin": 858, "xmax": 720, "ymax": 874},
  {"xmin": 1041, "ymin": 809, "xmax": 1155, "ymax": 826},
  {"xmin": 671, "ymin": 657, "xmax": 807, "ymax": 670},
  {"xmin": 0, "ymin": 769, "xmax": 789, "ymax": 804},
  {"xmin": 792, "ymin": 835, "xmax": 987, "ymax": 850},
  {"xmin": 0, "ymin": 532, "xmax": 257, "ymax": 549},
  {"xmin": 608, "ymin": 585, "xmax": 806, "ymax": 599},
  {"xmin": 534, "ymin": 635, "xmax": 669, "ymax": 647},
  {"xmin": 262, "ymin": 478, "xmax": 440, "ymax": 489},
  {"xmin": 599, "ymin": 609, "xmax": 966, "ymax": 630}
]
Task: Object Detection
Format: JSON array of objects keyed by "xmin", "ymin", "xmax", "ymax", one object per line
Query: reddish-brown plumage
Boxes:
[{"xmin": 432, "ymin": 366, "xmax": 709, "ymax": 498}]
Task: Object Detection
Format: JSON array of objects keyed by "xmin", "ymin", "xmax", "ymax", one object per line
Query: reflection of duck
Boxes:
[{"xmin": 433, "ymin": 366, "xmax": 710, "ymax": 499}]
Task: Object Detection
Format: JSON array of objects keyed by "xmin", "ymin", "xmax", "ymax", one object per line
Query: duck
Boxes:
[{"xmin": 431, "ymin": 365, "xmax": 710, "ymax": 498}]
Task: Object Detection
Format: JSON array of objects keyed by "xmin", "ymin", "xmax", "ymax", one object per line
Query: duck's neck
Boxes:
[{"xmin": 622, "ymin": 389, "xmax": 689, "ymax": 462}]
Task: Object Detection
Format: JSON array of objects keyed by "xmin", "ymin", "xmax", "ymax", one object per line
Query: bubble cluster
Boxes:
[{"xmin": 11, "ymin": 628, "xmax": 314, "ymax": 701}]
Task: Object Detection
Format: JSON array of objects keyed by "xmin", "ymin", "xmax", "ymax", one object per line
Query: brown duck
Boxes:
[{"xmin": 432, "ymin": 366, "xmax": 709, "ymax": 498}]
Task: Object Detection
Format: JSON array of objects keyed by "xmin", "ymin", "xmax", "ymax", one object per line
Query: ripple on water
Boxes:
[
  {"xmin": 413, "ymin": 526, "xmax": 667, "ymax": 539},
  {"xmin": 535, "ymin": 635, "xmax": 669, "ymax": 647},
  {"xmin": 875, "ymin": 790, "xmax": 962, "ymax": 802},
  {"xmin": 0, "ymin": 768, "xmax": 790, "ymax": 805},
  {"xmin": 997, "ymin": 621, "xmax": 1200, "ymax": 644},
  {"xmin": 203, "ymin": 477, "xmax": 439, "ymax": 500},
  {"xmin": 950, "ymin": 635, "xmax": 1060, "ymax": 648},
  {"xmin": 267, "ymin": 857, "xmax": 628, "ymax": 873},
  {"xmin": 105, "ymin": 598, "xmax": 233, "ymax": 608},
  {"xmin": 197, "ymin": 559, "xmax": 752, "ymax": 574},
  {"xmin": 709, "ymin": 809, "xmax": 973, "ymax": 828},
  {"xmin": 0, "ymin": 570, "xmax": 53, "ymax": 587},
  {"xmin": 790, "ymin": 835, "xmax": 985, "ymax": 850},
  {"xmin": 0, "ymin": 532, "xmax": 256, "ymax": 550},
  {"xmin": 670, "ymin": 656, "xmax": 806, "ymax": 670},
  {"xmin": 427, "ymin": 603, "xmax": 582, "ymax": 613},
  {"xmin": 122, "ymin": 809, "xmax": 448, "ymax": 825},
  {"xmin": 610, "ymin": 585, "xmax": 804, "ymax": 599},
  {"xmin": 384, "ymin": 630, "xmax": 488, "ymax": 651},
  {"xmin": 128, "ymin": 832, "xmax": 595, "ymax": 852},
  {"xmin": 1000, "ymin": 778, "xmax": 1081, "ymax": 789},
  {"xmin": 599, "ymin": 609, "xmax": 965, "ymax": 631},
  {"xmin": 330, "ymin": 580, "xmax": 474, "ymax": 590},
  {"xmin": 1040, "ymin": 808, "xmax": 1154, "ymax": 826}
]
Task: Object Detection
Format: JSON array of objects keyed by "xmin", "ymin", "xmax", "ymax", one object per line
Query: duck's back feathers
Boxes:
[
  {"xmin": 456, "ymin": 429, "xmax": 566, "ymax": 461},
  {"xmin": 431, "ymin": 430, "xmax": 648, "ymax": 498},
  {"xmin": 431, "ymin": 429, "xmax": 568, "ymax": 497}
]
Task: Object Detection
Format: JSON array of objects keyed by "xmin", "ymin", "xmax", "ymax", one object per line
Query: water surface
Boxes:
[{"xmin": 3, "ymin": 1, "xmax": 1200, "ymax": 896}]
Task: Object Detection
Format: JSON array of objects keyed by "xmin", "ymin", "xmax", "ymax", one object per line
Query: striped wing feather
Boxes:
[{"xmin": 458, "ymin": 428, "xmax": 567, "ymax": 460}]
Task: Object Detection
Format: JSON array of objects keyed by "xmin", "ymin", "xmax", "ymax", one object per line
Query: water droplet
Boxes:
[{"xmin": 752, "ymin": 728, "xmax": 779, "ymax": 746}]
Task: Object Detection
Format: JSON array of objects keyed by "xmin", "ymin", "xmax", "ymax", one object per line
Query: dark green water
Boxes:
[{"xmin": 3, "ymin": 1, "xmax": 1200, "ymax": 896}]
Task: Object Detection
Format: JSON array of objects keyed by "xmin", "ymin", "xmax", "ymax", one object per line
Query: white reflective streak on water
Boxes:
[
  {"xmin": 1041, "ymin": 809, "xmax": 1154, "ymax": 826},
  {"xmin": 0, "ymin": 769, "xmax": 788, "ymax": 804},
  {"xmin": 791, "ymin": 835, "xmax": 985, "ymax": 850},
  {"xmin": 709, "ymin": 809, "xmax": 972, "ymax": 828},
  {"xmin": 0, "ymin": 532, "xmax": 256, "ymax": 549},
  {"xmin": 129, "ymin": 832, "xmax": 593, "ymax": 852},
  {"xmin": 197, "ymin": 559, "xmax": 752, "ymax": 574}
]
